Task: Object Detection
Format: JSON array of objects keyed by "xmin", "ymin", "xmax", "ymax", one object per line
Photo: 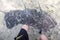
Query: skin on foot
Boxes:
[{"xmin": 22, "ymin": 24, "xmax": 29, "ymax": 31}]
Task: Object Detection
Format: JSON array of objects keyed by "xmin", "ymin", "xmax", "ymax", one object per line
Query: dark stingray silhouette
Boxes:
[{"xmin": 4, "ymin": 8, "xmax": 57, "ymax": 32}]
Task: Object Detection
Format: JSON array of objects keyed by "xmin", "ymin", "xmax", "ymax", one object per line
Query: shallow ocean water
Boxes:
[{"xmin": 0, "ymin": 0, "xmax": 60, "ymax": 40}]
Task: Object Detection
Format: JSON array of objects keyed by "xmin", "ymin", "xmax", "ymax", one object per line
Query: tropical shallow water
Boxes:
[{"xmin": 0, "ymin": 0, "xmax": 60, "ymax": 40}]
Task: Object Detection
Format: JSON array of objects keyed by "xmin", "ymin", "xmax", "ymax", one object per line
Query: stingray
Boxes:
[{"xmin": 4, "ymin": 8, "xmax": 57, "ymax": 32}]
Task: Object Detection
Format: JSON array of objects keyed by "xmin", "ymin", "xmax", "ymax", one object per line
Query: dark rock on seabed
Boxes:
[{"xmin": 4, "ymin": 8, "xmax": 57, "ymax": 32}]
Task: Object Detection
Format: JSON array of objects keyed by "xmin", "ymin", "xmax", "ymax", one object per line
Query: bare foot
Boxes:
[
  {"xmin": 22, "ymin": 24, "xmax": 29, "ymax": 31},
  {"xmin": 40, "ymin": 34, "xmax": 48, "ymax": 40}
]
